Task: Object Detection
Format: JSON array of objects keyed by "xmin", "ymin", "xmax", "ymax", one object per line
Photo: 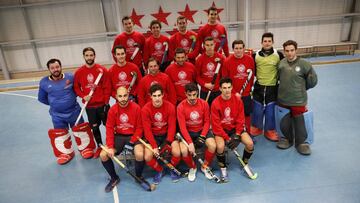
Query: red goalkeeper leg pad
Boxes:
[
  {"xmin": 48, "ymin": 128, "xmax": 75, "ymax": 165},
  {"xmin": 72, "ymin": 122, "xmax": 96, "ymax": 159}
]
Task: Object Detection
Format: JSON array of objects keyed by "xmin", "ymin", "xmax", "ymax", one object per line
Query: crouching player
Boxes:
[
  {"xmin": 211, "ymin": 77, "xmax": 254, "ymax": 182},
  {"xmin": 177, "ymin": 83, "xmax": 217, "ymax": 181},
  {"xmin": 100, "ymin": 86, "xmax": 145, "ymax": 192},
  {"xmin": 38, "ymin": 58, "xmax": 95, "ymax": 165}
]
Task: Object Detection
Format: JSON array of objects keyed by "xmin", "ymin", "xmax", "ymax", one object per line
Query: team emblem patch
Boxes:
[
  {"xmin": 155, "ymin": 42, "xmax": 163, "ymax": 50},
  {"xmin": 224, "ymin": 107, "xmax": 231, "ymax": 118},
  {"xmin": 154, "ymin": 112, "xmax": 163, "ymax": 122},
  {"xmin": 295, "ymin": 66, "xmax": 301, "ymax": 72},
  {"xmin": 190, "ymin": 111, "xmax": 200, "ymax": 121},
  {"xmin": 87, "ymin": 74, "xmax": 94, "ymax": 83},
  {"xmin": 118, "ymin": 72, "xmax": 127, "ymax": 81},
  {"xmin": 211, "ymin": 30, "xmax": 219, "ymax": 38},
  {"xmin": 127, "ymin": 38, "xmax": 135, "ymax": 47},
  {"xmin": 207, "ymin": 62, "xmax": 215, "ymax": 72},
  {"xmin": 120, "ymin": 113, "xmax": 129, "ymax": 123},
  {"xmin": 237, "ymin": 64, "xmax": 245, "ymax": 73},
  {"xmin": 180, "ymin": 39, "xmax": 189, "ymax": 47},
  {"xmin": 178, "ymin": 71, "xmax": 187, "ymax": 80}
]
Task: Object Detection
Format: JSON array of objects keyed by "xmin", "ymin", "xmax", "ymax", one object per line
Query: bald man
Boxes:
[{"xmin": 99, "ymin": 86, "xmax": 145, "ymax": 193}]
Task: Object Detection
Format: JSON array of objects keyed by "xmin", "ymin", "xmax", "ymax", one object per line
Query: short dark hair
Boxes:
[
  {"xmin": 219, "ymin": 77, "xmax": 232, "ymax": 87},
  {"xmin": 113, "ymin": 45, "xmax": 126, "ymax": 55},
  {"xmin": 82, "ymin": 47, "xmax": 95, "ymax": 55},
  {"xmin": 149, "ymin": 83, "xmax": 163, "ymax": 95},
  {"xmin": 232, "ymin": 40, "xmax": 245, "ymax": 49},
  {"xmin": 283, "ymin": 40, "xmax": 298, "ymax": 50},
  {"xmin": 46, "ymin": 58, "xmax": 61, "ymax": 69},
  {"xmin": 177, "ymin": 16, "xmax": 187, "ymax": 23},
  {"xmin": 121, "ymin": 16, "xmax": 132, "ymax": 24},
  {"xmin": 147, "ymin": 57, "xmax": 159, "ymax": 67},
  {"xmin": 150, "ymin": 20, "xmax": 162, "ymax": 29},
  {"xmin": 207, "ymin": 6, "xmax": 218, "ymax": 15},
  {"xmin": 175, "ymin": 47, "xmax": 186, "ymax": 55},
  {"xmin": 261, "ymin": 32, "xmax": 274, "ymax": 42},
  {"xmin": 204, "ymin": 36, "xmax": 214, "ymax": 44},
  {"xmin": 185, "ymin": 83, "xmax": 199, "ymax": 93}
]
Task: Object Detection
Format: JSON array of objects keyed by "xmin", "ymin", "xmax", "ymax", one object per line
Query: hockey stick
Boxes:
[
  {"xmin": 217, "ymin": 35, "xmax": 226, "ymax": 53},
  {"xmin": 239, "ymin": 69, "xmax": 253, "ymax": 96},
  {"xmin": 232, "ymin": 149, "xmax": 258, "ymax": 180},
  {"xmin": 75, "ymin": 71, "xmax": 103, "ymax": 125},
  {"xmin": 127, "ymin": 71, "xmax": 138, "ymax": 93},
  {"xmin": 176, "ymin": 133, "xmax": 221, "ymax": 183},
  {"xmin": 189, "ymin": 35, "xmax": 196, "ymax": 53},
  {"xmin": 138, "ymin": 138, "xmax": 184, "ymax": 177},
  {"xmin": 205, "ymin": 58, "xmax": 221, "ymax": 102},
  {"xmin": 100, "ymin": 145, "xmax": 156, "ymax": 191},
  {"xmin": 130, "ymin": 43, "xmax": 140, "ymax": 61},
  {"xmin": 161, "ymin": 42, "xmax": 169, "ymax": 66}
]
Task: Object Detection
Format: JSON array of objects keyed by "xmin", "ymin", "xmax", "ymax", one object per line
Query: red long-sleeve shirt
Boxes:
[
  {"xmin": 143, "ymin": 35, "xmax": 170, "ymax": 65},
  {"xmin": 165, "ymin": 62, "xmax": 196, "ymax": 103},
  {"xmin": 194, "ymin": 23, "xmax": 229, "ymax": 57},
  {"xmin": 211, "ymin": 94, "xmax": 246, "ymax": 140},
  {"xmin": 222, "ymin": 54, "xmax": 255, "ymax": 96},
  {"xmin": 106, "ymin": 101, "xmax": 143, "ymax": 148},
  {"xmin": 73, "ymin": 64, "xmax": 111, "ymax": 107},
  {"xmin": 108, "ymin": 62, "xmax": 142, "ymax": 98},
  {"xmin": 137, "ymin": 72, "xmax": 176, "ymax": 107},
  {"xmin": 112, "ymin": 31, "xmax": 145, "ymax": 68},
  {"xmin": 195, "ymin": 52, "xmax": 225, "ymax": 92},
  {"xmin": 177, "ymin": 98, "xmax": 210, "ymax": 144},
  {"xmin": 169, "ymin": 30, "xmax": 198, "ymax": 61},
  {"xmin": 141, "ymin": 100, "xmax": 176, "ymax": 149}
]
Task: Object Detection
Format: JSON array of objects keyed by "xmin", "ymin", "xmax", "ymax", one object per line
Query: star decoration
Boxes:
[
  {"xmin": 178, "ymin": 4, "xmax": 197, "ymax": 23},
  {"xmin": 204, "ymin": 1, "xmax": 224, "ymax": 21},
  {"xmin": 151, "ymin": 6, "xmax": 171, "ymax": 26},
  {"xmin": 166, "ymin": 27, "xmax": 178, "ymax": 36},
  {"xmin": 130, "ymin": 8, "xmax": 144, "ymax": 28}
]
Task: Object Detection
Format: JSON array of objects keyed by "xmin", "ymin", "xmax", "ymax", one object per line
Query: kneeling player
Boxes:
[
  {"xmin": 100, "ymin": 87, "xmax": 145, "ymax": 192},
  {"xmin": 177, "ymin": 83, "xmax": 217, "ymax": 181},
  {"xmin": 211, "ymin": 77, "xmax": 254, "ymax": 182}
]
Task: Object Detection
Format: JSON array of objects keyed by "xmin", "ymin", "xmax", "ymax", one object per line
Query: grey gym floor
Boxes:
[{"xmin": 0, "ymin": 57, "xmax": 359, "ymax": 203}]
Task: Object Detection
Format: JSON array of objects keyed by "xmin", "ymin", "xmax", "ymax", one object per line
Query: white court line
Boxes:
[
  {"xmin": 0, "ymin": 92, "xmax": 37, "ymax": 99},
  {"xmin": 113, "ymin": 186, "xmax": 119, "ymax": 203}
]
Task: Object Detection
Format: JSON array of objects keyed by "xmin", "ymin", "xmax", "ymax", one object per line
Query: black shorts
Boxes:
[
  {"xmin": 252, "ymin": 82, "xmax": 277, "ymax": 105},
  {"xmin": 86, "ymin": 105, "xmax": 107, "ymax": 126},
  {"xmin": 225, "ymin": 129, "xmax": 237, "ymax": 139},
  {"xmin": 153, "ymin": 134, "xmax": 167, "ymax": 146},
  {"xmin": 241, "ymin": 95, "xmax": 252, "ymax": 116},
  {"xmin": 114, "ymin": 134, "xmax": 131, "ymax": 155},
  {"xmin": 189, "ymin": 129, "xmax": 214, "ymax": 141}
]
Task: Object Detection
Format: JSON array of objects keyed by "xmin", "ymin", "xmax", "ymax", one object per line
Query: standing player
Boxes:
[
  {"xmin": 165, "ymin": 48, "xmax": 196, "ymax": 104},
  {"xmin": 276, "ymin": 40, "xmax": 317, "ymax": 155},
  {"xmin": 112, "ymin": 16, "xmax": 146, "ymax": 75},
  {"xmin": 196, "ymin": 37, "xmax": 225, "ymax": 106},
  {"xmin": 211, "ymin": 77, "xmax": 254, "ymax": 182},
  {"xmin": 194, "ymin": 6, "xmax": 229, "ymax": 57},
  {"xmin": 108, "ymin": 45, "xmax": 142, "ymax": 101},
  {"xmin": 100, "ymin": 86, "xmax": 145, "ymax": 192},
  {"xmin": 222, "ymin": 40, "xmax": 255, "ymax": 132},
  {"xmin": 143, "ymin": 20, "xmax": 170, "ymax": 72},
  {"xmin": 141, "ymin": 84, "xmax": 181, "ymax": 184},
  {"xmin": 137, "ymin": 57, "xmax": 176, "ymax": 107},
  {"xmin": 251, "ymin": 32, "xmax": 284, "ymax": 141},
  {"xmin": 38, "ymin": 59, "xmax": 95, "ymax": 164},
  {"xmin": 74, "ymin": 47, "xmax": 111, "ymax": 158},
  {"xmin": 177, "ymin": 83, "xmax": 217, "ymax": 181}
]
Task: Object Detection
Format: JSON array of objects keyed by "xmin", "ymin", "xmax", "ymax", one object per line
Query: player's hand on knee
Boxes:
[
  {"xmin": 107, "ymin": 148, "xmax": 115, "ymax": 158},
  {"xmin": 227, "ymin": 136, "xmax": 241, "ymax": 150},
  {"xmin": 153, "ymin": 148, "xmax": 160, "ymax": 156}
]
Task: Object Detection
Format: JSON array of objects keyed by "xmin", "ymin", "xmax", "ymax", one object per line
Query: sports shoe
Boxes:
[
  {"xmin": 264, "ymin": 130, "xmax": 279, "ymax": 142},
  {"xmin": 80, "ymin": 148, "xmax": 94, "ymax": 159},
  {"xmin": 170, "ymin": 170, "xmax": 181, "ymax": 183},
  {"xmin": 93, "ymin": 147, "xmax": 102, "ymax": 159},
  {"xmin": 277, "ymin": 138, "xmax": 293, "ymax": 149},
  {"xmin": 296, "ymin": 143, "xmax": 311, "ymax": 155},
  {"xmin": 250, "ymin": 126, "xmax": 263, "ymax": 136},
  {"xmin": 153, "ymin": 171, "xmax": 163, "ymax": 185},
  {"xmin": 57, "ymin": 152, "xmax": 75, "ymax": 165},
  {"xmin": 105, "ymin": 177, "xmax": 120, "ymax": 193},
  {"xmin": 188, "ymin": 168, "xmax": 197, "ymax": 182},
  {"xmin": 220, "ymin": 167, "xmax": 229, "ymax": 183},
  {"xmin": 201, "ymin": 164, "xmax": 213, "ymax": 180}
]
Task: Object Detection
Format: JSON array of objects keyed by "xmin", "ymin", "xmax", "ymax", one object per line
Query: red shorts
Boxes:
[{"xmin": 278, "ymin": 104, "xmax": 307, "ymax": 117}]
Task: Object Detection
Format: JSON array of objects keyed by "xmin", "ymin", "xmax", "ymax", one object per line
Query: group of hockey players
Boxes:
[{"xmin": 38, "ymin": 6, "xmax": 318, "ymax": 193}]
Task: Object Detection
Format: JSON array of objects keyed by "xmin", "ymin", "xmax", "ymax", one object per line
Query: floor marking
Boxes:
[
  {"xmin": 113, "ymin": 185, "xmax": 119, "ymax": 203},
  {"xmin": 0, "ymin": 92, "xmax": 37, "ymax": 99}
]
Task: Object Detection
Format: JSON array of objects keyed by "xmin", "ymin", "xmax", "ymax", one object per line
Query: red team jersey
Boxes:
[
  {"xmin": 194, "ymin": 23, "xmax": 229, "ymax": 57},
  {"xmin": 143, "ymin": 35, "xmax": 170, "ymax": 65},
  {"xmin": 195, "ymin": 52, "xmax": 225, "ymax": 92},
  {"xmin": 141, "ymin": 100, "xmax": 176, "ymax": 148},
  {"xmin": 137, "ymin": 72, "xmax": 177, "ymax": 107},
  {"xmin": 112, "ymin": 31, "xmax": 145, "ymax": 68},
  {"xmin": 177, "ymin": 98, "xmax": 210, "ymax": 144},
  {"xmin": 74, "ymin": 64, "xmax": 111, "ymax": 108},
  {"xmin": 211, "ymin": 94, "xmax": 246, "ymax": 140},
  {"xmin": 165, "ymin": 61, "xmax": 196, "ymax": 103},
  {"xmin": 106, "ymin": 101, "xmax": 143, "ymax": 148},
  {"xmin": 222, "ymin": 54, "xmax": 255, "ymax": 96},
  {"xmin": 169, "ymin": 30, "xmax": 198, "ymax": 61},
  {"xmin": 108, "ymin": 62, "xmax": 142, "ymax": 98}
]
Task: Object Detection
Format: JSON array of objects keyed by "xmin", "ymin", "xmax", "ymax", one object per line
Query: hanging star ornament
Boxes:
[
  {"xmin": 178, "ymin": 4, "xmax": 197, "ymax": 23},
  {"xmin": 130, "ymin": 8, "xmax": 144, "ymax": 28},
  {"xmin": 151, "ymin": 6, "xmax": 171, "ymax": 26}
]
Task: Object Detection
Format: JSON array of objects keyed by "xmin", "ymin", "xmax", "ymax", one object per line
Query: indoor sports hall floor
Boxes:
[{"xmin": 0, "ymin": 56, "xmax": 360, "ymax": 203}]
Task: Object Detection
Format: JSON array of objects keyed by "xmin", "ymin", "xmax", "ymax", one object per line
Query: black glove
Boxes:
[
  {"xmin": 159, "ymin": 140, "xmax": 171, "ymax": 155},
  {"xmin": 195, "ymin": 136, "xmax": 206, "ymax": 149},
  {"xmin": 104, "ymin": 104, "xmax": 110, "ymax": 114},
  {"xmin": 227, "ymin": 136, "xmax": 241, "ymax": 150},
  {"xmin": 124, "ymin": 142, "xmax": 134, "ymax": 153}
]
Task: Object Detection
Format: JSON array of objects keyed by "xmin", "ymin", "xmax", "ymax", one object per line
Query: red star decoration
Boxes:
[
  {"xmin": 130, "ymin": 8, "xmax": 144, "ymax": 28},
  {"xmin": 151, "ymin": 6, "xmax": 171, "ymax": 26},
  {"xmin": 166, "ymin": 27, "xmax": 178, "ymax": 36},
  {"xmin": 178, "ymin": 4, "xmax": 197, "ymax": 23},
  {"xmin": 203, "ymin": 1, "xmax": 224, "ymax": 21}
]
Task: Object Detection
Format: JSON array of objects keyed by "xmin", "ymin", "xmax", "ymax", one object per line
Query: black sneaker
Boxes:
[{"xmin": 105, "ymin": 177, "xmax": 120, "ymax": 193}]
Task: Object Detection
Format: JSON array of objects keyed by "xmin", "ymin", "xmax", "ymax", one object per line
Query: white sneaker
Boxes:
[
  {"xmin": 188, "ymin": 168, "xmax": 197, "ymax": 182},
  {"xmin": 201, "ymin": 165, "xmax": 213, "ymax": 180},
  {"xmin": 220, "ymin": 167, "xmax": 229, "ymax": 183}
]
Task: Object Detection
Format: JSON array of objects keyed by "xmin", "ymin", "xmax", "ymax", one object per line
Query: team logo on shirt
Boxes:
[
  {"xmin": 120, "ymin": 113, "xmax": 129, "ymax": 123},
  {"xmin": 127, "ymin": 38, "xmax": 135, "ymax": 47},
  {"xmin": 211, "ymin": 30, "xmax": 219, "ymax": 38},
  {"xmin": 118, "ymin": 72, "xmax": 127, "ymax": 81},
  {"xmin": 155, "ymin": 42, "xmax": 163, "ymax": 50},
  {"xmin": 295, "ymin": 66, "xmax": 301, "ymax": 72},
  {"xmin": 190, "ymin": 111, "xmax": 200, "ymax": 121},
  {"xmin": 154, "ymin": 112, "xmax": 163, "ymax": 122},
  {"xmin": 224, "ymin": 107, "xmax": 231, "ymax": 118},
  {"xmin": 178, "ymin": 71, "xmax": 187, "ymax": 80},
  {"xmin": 237, "ymin": 64, "xmax": 245, "ymax": 73},
  {"xmin": 207, "ymin": 62, "xmax": 215, "ymax": 72},
  {"xmin": 87, "ymin": 74, "xmax": 94, "ymax": 84},
  {"xmin": 180, "ymin": 39, "xmax": 189, "ymax": 47}
]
